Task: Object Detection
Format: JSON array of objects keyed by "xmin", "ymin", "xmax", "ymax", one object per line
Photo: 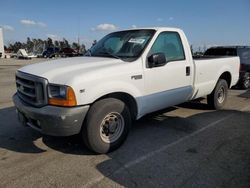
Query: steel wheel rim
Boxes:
[
  {"xmin": 217, "ymin": 86, "xmax": 225, "ymax": 103},
  {"xmin": 243, "ymin": 76, "xmax": 250, "ymax": 88},
  {"xmin": 244, "ymin": 80, "xmax": 250, "ymax": 87},
  {"xmin": 100, "ymin": 112, "xmax": 125, "ymax": 144}
]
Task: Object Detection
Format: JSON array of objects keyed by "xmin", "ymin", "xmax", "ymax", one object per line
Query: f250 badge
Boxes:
[{"xmin": 131, "ymin": 75, "xmax": 142, "ymax": 80}]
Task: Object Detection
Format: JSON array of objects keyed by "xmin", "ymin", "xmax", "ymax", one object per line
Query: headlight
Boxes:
[
  {"xmin": 48, "ymin": 84, "xmax": 67, "ymax": 99},
  {"xmin": 48, "ymin": 84, "xmax": 77, "ymax": 107}
]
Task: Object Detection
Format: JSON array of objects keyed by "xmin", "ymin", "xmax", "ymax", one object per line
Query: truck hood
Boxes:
[{"xmin": 19, "ymin": 56, "xmax": 124, "ymax": 84}]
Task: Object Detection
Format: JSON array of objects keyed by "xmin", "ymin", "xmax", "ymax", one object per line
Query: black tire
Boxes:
[
  {"xmin": 241, "ymin": 72, "xmax": 250, "ymax": 89},
  {"xmin": 207, "ymin": 79, "xmax": 228, "ymax": 110},
  {"xmin": 82, "ymin": 98, "xmax": 131, "ymax": 154}
]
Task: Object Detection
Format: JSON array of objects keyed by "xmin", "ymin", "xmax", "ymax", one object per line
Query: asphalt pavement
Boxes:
[{"xmin": 0, "ymin": 59, "xmax": 250, "ymax": 188}]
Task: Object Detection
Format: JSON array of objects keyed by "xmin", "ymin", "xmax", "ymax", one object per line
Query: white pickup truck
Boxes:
[{"xmin": 13, "ymin": 27, "xmax": 240, "ymax": 153}]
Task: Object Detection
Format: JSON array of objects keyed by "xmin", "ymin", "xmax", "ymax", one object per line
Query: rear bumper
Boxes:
[{"xmin": 13, "ymin": 94, "xmax": 89, "ymax": 136}]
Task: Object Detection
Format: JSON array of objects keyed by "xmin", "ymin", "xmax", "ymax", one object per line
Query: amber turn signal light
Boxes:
[{"xmin": 48, "ymin": 86, "xmax": 77, "ymax": 107}]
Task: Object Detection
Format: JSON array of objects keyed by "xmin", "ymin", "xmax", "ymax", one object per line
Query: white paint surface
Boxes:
[{"xmin": 18, "ymin": 27, "xmax": 240, "ymax": 118}]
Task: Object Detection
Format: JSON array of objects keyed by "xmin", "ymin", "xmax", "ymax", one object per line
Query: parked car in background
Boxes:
[
  {"xmin": 60, "ymin": 47, "xmax": 78, "ymax": 57},
  {"xmin": 204, "ymin": 46, "xmax": 250, "ymax": 89},
  {"xmin": 42, "ymin": 47, "xmax": 60, "ymax": 58},
  {"xmin": 16, "ymin": 49, "xmax": 32, "ymax": 60}
]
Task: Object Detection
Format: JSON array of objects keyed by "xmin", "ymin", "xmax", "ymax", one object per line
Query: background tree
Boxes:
[
  {"xmin": 26, "ymin": 37, "xmax": 34, "ymax": 53},
  {"xmin": 59, "ymin": 41, "xmax": 65, "ymax": 49},
  {"xmin": 47, "ymin": 37, "xmax": 54, "ymax": 48},
  {"xmin": 37, "ymin": 39, "xmax": 45, "ymax": 53},
  {"xmin": 6, "ymin": 37, "xmax": 87, "ymax": 55},
  {"xmin": 11, "ymin": 42, "xmax": 24, "ymax": 53},
  {"xmin": 80, "ymin": 44, "xmax": 86, "ymax": 54},
  {"xmin": 54, "ymin": 40, "xmax": 59, "ymax": 48},
  {"xmin": 72, "ymin": 42, "xmax": 80, "ymax": 52},
  {"xmin": 63, "ymin": 38, "xmax": 70, "ymax": 48}
]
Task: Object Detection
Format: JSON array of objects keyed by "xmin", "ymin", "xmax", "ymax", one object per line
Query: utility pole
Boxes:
[{"xmin": 0, "ymin": 27, "xmax": 5, "ymax": 58}]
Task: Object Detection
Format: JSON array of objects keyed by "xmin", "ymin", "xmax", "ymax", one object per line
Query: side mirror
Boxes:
[{"xmin": 147, "ymin": 53, "xmax": 167, "ymax": 68}]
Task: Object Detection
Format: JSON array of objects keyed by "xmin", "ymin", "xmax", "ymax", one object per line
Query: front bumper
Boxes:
[{"xmin": 13, "ymin": 94, "xmax": 89, "ymax": 136}]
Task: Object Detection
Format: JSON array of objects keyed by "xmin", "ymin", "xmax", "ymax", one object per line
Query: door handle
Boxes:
[{"xmin": 186, "ymin": 66, "xmax": 190, "ymax": 76}]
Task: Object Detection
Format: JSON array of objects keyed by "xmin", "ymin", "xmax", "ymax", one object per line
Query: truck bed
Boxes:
[
  {"xmin": 192, "ymin": 56, "xmax": 240, "ymax": 99},
  {"xmin": 193, "ymin": 56, "xmax": 235, "ymax": 60}
]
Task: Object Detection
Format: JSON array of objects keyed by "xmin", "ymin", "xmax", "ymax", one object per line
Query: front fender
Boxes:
[{"xmin": 75, "ymin": 80, "xmax": 143, "ymax": 106}]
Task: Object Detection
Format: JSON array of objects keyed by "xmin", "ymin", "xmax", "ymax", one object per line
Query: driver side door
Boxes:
[{"xmin": 142, "ymin": 32, "xmax": 193, "ymax": 114}]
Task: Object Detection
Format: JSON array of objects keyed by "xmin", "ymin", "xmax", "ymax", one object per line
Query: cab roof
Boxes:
[{"xmin": 116, "ymin": 27, "xmax": 183, "ymax": 33}]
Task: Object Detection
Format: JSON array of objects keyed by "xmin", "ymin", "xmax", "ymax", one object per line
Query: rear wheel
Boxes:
[
  {"xmin": 82, "ymin": 98, "xmax": 131, "ymax": 154},
  {"xmin": 241, "ymin": 72, "xmax": 250, "ymax": 89},
  {"xmin": 207, "ymin": 79, "xmax": 228, "ymax": 109}
]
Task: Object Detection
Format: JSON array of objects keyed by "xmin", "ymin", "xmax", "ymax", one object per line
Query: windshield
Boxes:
[{"xmin": 87, "ymin": 29, "xmax": 156, "ymax": 61}]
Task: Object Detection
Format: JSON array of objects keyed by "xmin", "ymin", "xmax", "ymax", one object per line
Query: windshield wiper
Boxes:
[{"xmin": 99, "ymin": 51, "xmax": 122, "ymax": 60}]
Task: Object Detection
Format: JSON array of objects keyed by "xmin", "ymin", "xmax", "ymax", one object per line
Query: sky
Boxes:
[{"xmin": 0, "ymin": 0, "xmax": 250, "ymax": 49}]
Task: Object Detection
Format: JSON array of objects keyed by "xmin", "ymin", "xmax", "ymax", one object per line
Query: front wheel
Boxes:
[
  {"xmin": 82, "ymin": 98, "xmax": 131, "ymax": 154},
  {"xmin": 207, "ymin": 79, "xmax": 228, "ymax": 110}
]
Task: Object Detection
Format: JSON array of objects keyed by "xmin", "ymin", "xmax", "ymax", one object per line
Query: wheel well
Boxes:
[
  {"xmin": 96, "ymin": 92, "xmax": 138, "ymax": 120},
  {"xmin": 219, "ymin": 72, "xmax": 231, "ymax": 87}
]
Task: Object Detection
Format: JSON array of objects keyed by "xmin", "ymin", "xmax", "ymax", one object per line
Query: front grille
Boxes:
[{"xmin": 16, "ymin": 71, "xmax": 48, "ymax": 107}]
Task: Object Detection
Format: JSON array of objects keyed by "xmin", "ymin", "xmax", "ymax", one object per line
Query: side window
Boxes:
[{"xmin": 149, "ymin": 32, "xmax": 185, "ymax": 62}]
